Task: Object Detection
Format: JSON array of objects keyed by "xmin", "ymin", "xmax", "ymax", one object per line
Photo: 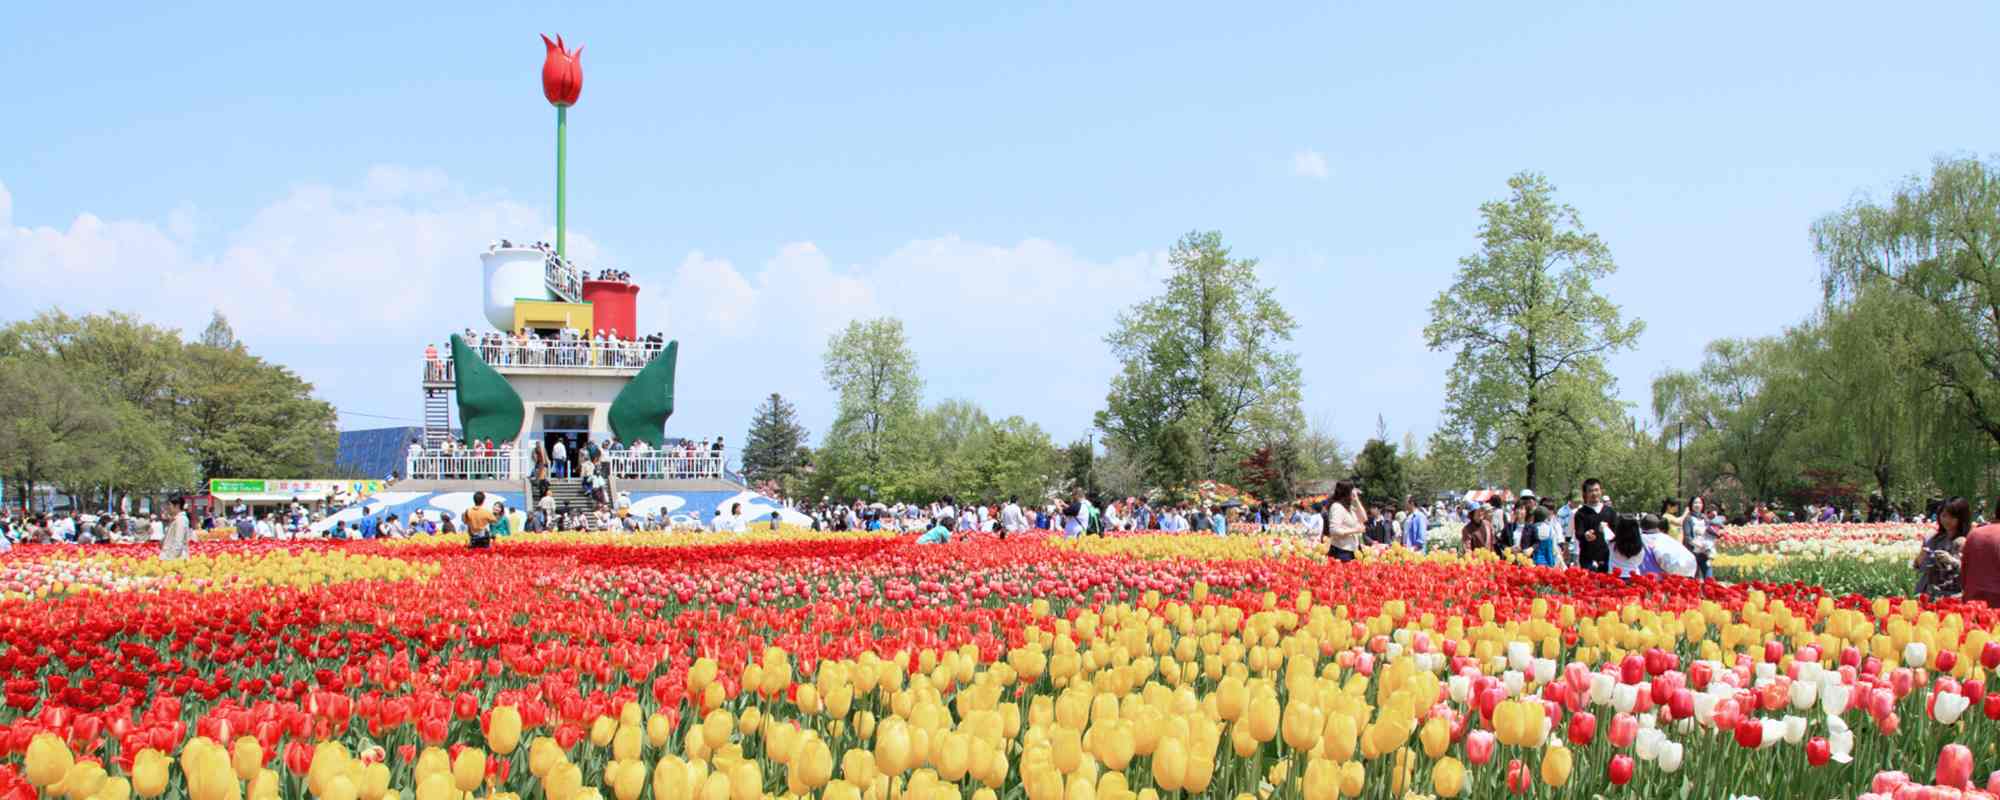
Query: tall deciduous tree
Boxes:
[
  {"xmin": 1649, "ymin": 336, "xmax": 1808, "ymax": 504},
  {"xmin": 1351, "ymin": 439, "xmax": 1407, "ymax": 508},
  {"xmin": 1425, "ymin": 172, "xmax": 1643, "ymax": 494},
  {"xmin": 1815, "ymin": 156, "xmax": 2000, "ymax": 448},
  {"xmin": 178, "ymin": 342, "xmax": 339, "ymax": 480},
  {"xmin": 819, "ymin": 317, "xmax": 923, "ymax": 498},
  {"xmin": 1097, "ymin": 231, "xmax": 1302, "ymax": 491},
  {"xmin": 741, "ymin": 393, "xmax": 810, "ymax": 488}
]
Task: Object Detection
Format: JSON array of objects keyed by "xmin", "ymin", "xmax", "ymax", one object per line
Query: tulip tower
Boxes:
[{"xmin": 541, "ymin": 34, "xmax": 583, "ymax": 259}]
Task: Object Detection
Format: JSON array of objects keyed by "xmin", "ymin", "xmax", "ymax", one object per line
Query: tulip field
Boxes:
[{"xmin": 3, "ymin": 528, "xmax": 1999, "ymax": 800}]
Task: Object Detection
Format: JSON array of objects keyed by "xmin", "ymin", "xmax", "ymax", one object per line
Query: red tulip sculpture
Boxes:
[{"xmin": 540, "ymin": 34, "xmax": 583, "ymax": 259}]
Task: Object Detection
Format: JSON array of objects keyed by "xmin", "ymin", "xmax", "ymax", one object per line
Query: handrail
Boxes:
[
  {"xmin": 422, "ymin": 339, "xmax": 664, "ymax": 382},
  {"xmin": 545, "ymin": 251, "xmax": 582, "ymax": 302},
  {"xmin": 603, "ymin": 453, "xmax": 726, "ymax": 480},
  {"xmin": 404, "ymin": 447, "xmax": 723, "ymax": 481}
]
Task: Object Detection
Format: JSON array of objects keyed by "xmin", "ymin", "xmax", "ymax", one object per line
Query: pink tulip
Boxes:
[{"xmin": 1938, "ymin": 743, "xmax": 1974, "ymax": 789}]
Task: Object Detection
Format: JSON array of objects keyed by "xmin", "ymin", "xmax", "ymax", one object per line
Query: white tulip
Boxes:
[
  {"xmin": 1932, "ymin": 691, "xmax": 1970, "ymax": 725},
  {"xmin": 1781, "ymin": 715, "xmax": 1807, "ymax": 744},
  {"xmin": 1904, "ymin": 641, "xmax": 1927, "ymax": 669},
  {"xmin": 1532, "ymin": 658, "xmax": 1556, "ymax": 685},
  {"xmin": 1613, "ymin": 683, "xmax": 1640, "ymax": 713},
  {"xmin": 1789, "ymin": 680, "xmax": 1818, "ymax": 710},
  {"xmin": 1507, "ymin": 642, "xmax": 1532, "ymax": 672},
  {"xmin": 1634, "ymin": 728, "xmax": 1664, "ymax": 761},
  {"xmin": 1590, "ymin": 673, "xmax": 1615, "ymax": 706},
  {"xmin": 1448, "ymin": 675, "xmax": 1471, "ymax": 703},
  {"xmin": 1760, "ymin": 718, "xmax": 1785, "ymax": 748},
  {"xmin": 1826, "ymin": 715, "xmax": 1854, "ymax": 763},
  {"xmin": 1754, "ymin": 662, "xmax": 1777, "ymax": 683},
  {"xmin": 1503, "ymin": 670, "xmax": 1526, "ymax": 697},
  {"xmin": 1823, "ymin": 684, "xmax": 1852, "ymax": 716},
  {"xmin": 1658, "ymin": 740, "xmax": 1685, "ymax": 772},
  {"xmin": 1693, "ymin": 692, "xmax": 1720, "ymax": 725}
]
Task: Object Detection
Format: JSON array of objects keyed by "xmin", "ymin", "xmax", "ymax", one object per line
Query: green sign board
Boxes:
[{"xmin": 208, "ymin": 479, "xmax": 267, "ymax": 494}]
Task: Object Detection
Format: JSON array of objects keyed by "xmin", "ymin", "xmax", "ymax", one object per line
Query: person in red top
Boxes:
[{"xmin": 1962, "ymin": 497, "xmax": 2000, "ymax": 607}]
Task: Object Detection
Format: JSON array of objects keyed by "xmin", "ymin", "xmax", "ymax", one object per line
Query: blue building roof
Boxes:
[{"xmin": 337, "ymin": 427, "xmax": 447, "ymax": 480}]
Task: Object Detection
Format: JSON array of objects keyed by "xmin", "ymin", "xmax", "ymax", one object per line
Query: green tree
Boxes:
[
  {"xmin": 741, "ymin": 393, "xmax": 810, "ymax": 487},
  {"xmin": 1238, "ymin": 438, "xmax": 1306, "ymax": 506},
  {"xmin": 1351, "ymin": 439, "xmax": 1407, "ymax": 508},
  {"xmin": 1815, "ymin": 156, "xmax": 2000, "ymax": 448},
  {"xmin": 1425, "ymin": 172, "xmax": 1644, "ymax": 495},
  {"xmin": 961, "ymin": 416, "xmax": 1062, "ymax": 503},
  {"xmin": 819, "ymin": 318, "xmax": 924, "ymax": 499},
  {"xmin": 1063, "ymin": 438, "xmax": 1097, "ymax": 498},
  {"xmin": 0, "ymin": 358, "xmax": 118, "ymax": 508},
  {"xmin": 1097, "ymin": 231, "xmax": 1302, "ymax": 491},
  {"xmin": 1651, "ymin": 336, "xmax": 1809, "ymax": 504},
  {"xmin": 199, "ymin": 310, "xmax": 242, "ymax": 351},
  {"xmin": 178, "ymin": 342, "xmax": 338, "ymax": 480}
]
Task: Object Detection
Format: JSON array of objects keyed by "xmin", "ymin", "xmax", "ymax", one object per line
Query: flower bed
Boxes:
[{"xmin": 0, "ymin": 530, "xmax": 1995, "ymax": 800}]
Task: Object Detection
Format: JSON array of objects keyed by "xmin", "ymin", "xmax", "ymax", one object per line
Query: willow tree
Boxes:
[
  {"xmin": 1425, "ymin": 172, "xmax": 1643, "ymax": 494},
  {"xmin": 1815, "ymin": 156, "xmax": 2000, "ymax": 448}
]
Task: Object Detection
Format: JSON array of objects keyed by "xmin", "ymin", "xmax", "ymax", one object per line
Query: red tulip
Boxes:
[
  {"xmin": 1985, "ymin": 693, "xmax": 2000, "ymax": 721},
  {"xmin": 1842, "ymin": 646, "xmax": 1863, "ymax": 668},
  {"xmin": 1506, "ymin": 758, "xmax": 1533, "ymax": 794},
  {"xmin": 1806, "ymin": 736, "xmax": 1831, "ymax": 767},
  {"xmin": 1620, "ymin": 654, "xmax": 1644, "ymax": 685},
  {"xmin": 1607, "ymin": 754, "xmax": 1634, "ymax": 785},
  {"xmin": 1763, "ymin": 640, "xmax": 1784, "ymax": 664},
  {"xmin": 540, "ymin": 34, "xmax": 583, "ymax": 107},
  {"xmin": 1983, "ymin": 641, "xmax": 2000, "ymax": 670},
  {"xmin": 1566, "ymin": 712, "xmax": 1596, "ymax": 746},
  {"xmin": 1607, "ymin": 712, "xmax": 1638, "ymax": 748},
  {"xmin": 1937, "ymin": 650, "xmax": 1959, "ymax": 673},
  {"xmin": 1938, "ymin": 743, "xmax": 1974, "ymax": 789},
  {"xmin": 1733, "ymin": 717, "xmax": 1762, "ymax": 748}
]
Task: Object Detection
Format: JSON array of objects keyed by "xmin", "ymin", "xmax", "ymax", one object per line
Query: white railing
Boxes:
[
  {"xmin": 604, "ymin": 453, "xmax": 725, "ymax": 480},
  {"xmin": 402, "ymin": 448, "xmax": 722, "ymax": 481},
  {"xmin": 423, "ymin": 340, "xmax": 666, "ymax": 382},
  {"xmin": 405, "ymin": 448, "xmax": 528, "ymax": 481}
]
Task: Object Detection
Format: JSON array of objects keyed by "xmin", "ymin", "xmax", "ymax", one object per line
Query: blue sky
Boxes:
[{"xmin": 4, "ymin": 2, "xmax": 1996, "ymax": 459}]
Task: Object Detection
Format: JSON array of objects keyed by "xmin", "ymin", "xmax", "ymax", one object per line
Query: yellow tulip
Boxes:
[
  {"xmin": 131, "ymin": 750, "xmax": 170, "ymax": 798},
  {"xmin": 231, "ymin": 737, "xmax": 263, "ymax": 783},
  {"xmin": 545, "ymin": 762, "xmax": 583, "ymax": 800},
  {"xmin": 60, "ymin": 760, "xmax": 107, "ymax": 800},
  {"xmin": 528, "ymin": 738, "xmax": 562, "ymax": 779},
  {"xmin": 246, "ymin": 771, "xmax": 279, "ymax": 800},
  {"xmin": 796, "ymin": 737, "xmax": 834, "ymax": 789},
  {"xmin": 451, "ymin": 747, "xmax": 486, "ymax": 793},
  {"xmin": 591, "ymin": 716, "xmax": 618, "ymax": 748},
  {"xmin": 702, "ymin": 710, "xmax": 733, "ymax": 752},
  {"xmin": 489, "ymin": 706, "xmax": 523, "ymax": 755},
  {"xmin": 697, "ymin": 773, "xmax": 730, "ymax": 800},
  {"xmin": 1323, "ymin": 714, "xmax": 1357, "ymax": 762},
  {"xmin": 1215, "ymin": 676, "xmax": 1246, "ymax": 721},
  {"xmin": 1303, "ymin": 758, "xmax": 1338, "ymax": 800},
  {"xmin": 1282, "ymin": 701, "xmax": 1322, "ymax": 752},
  {"xmin": 26, "ymin": 733, "xmax": 74, "ymax": 787},
  {"xmin": 1432, "ymin": 756, "xmax": 1465, "ymax": 798},
  {"xmin": 1337, "ymin": 760, "xmax": 1365, "ymax": 798},
  {"xmin": 414, "ymin": 774, "xmax": 453, "ymax": 800},
  {"xmin": 651, "ymin": 756, "xmax": 689, "ymax": 800},
  {"xmin": 1540, "ymin": 745, "xmax": 1573, "ymax": 788},
  {"xmin": 646, "ymin": 713, "xmax": 673, "ymax": 750},
  {"xmin": 1419, "ymin": 717, "xmax": 1450, "ymax": 759},
  {"xmin": 1246, "ymin": 690, "xmax": 1280, "ymax": 742},
  {"xmin": 875, "ymin": 719, "xmax": 912, "ymax": 776},
  {"xmin": 613, "ymin": 725, "xmax": 642, "ymax": 762},
  {"xmin": 1151, "ymin": 737, "xmax": 1186, "ymax": 792},
  {"xmin": 323, "ymin": 776, "xmax": 358, "ymax": 800},
  {"xmin": 726, "ymin": 761, "xmax": 759, "ymax": 800},
  {"xmin": 98, "ymin": 777, "xmax": 133, "ymax": 800},
  {"xmin": 610, "ymin": 762, "xmax": 644, "ymax": 800},
  {"xmin": 1050, "ymin": 726, "xmax": 1083, "ymax": 774}
]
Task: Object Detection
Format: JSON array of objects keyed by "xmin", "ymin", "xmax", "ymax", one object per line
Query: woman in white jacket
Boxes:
[{"xmin": 1323, "ymin": 481, "xmax": 1366, "ymax": 562}]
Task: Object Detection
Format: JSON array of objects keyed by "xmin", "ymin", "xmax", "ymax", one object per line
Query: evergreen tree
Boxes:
[{"xmin": 741, "ymin": 393, "xmax": 809, "ymax": 486}]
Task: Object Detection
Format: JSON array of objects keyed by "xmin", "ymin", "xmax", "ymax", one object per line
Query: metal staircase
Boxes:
[
  {"xmin": 544, "ymin": 252, "xmax": 582, "ymax": 304},
  {"xmin": 422, "ymin": 388, "xmax": 452, "ymax": 448}
]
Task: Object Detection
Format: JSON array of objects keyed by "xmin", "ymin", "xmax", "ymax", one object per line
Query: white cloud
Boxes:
[
  {"xmin": 0, "ymin": 169, "xmax": 1166, "ymax": 443},
  {"xmin": 1291, "ymin": 149, "xmax": 1330, "ymax": 180},
  {"xmin": 653, "ymin": 235, "xmax": 1167, "ymax": 443},
  {"xmin": 0, "ymin": 168, "xmax": 580, "ymax": 425}
]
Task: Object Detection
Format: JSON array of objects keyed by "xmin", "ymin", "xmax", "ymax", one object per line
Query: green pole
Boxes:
[{"xmin": 556, "ymin": 105, "xmax": 568, "ymax": 260}]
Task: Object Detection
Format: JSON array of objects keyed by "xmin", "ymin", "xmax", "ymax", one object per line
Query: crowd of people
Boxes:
[
  {"xmin": 404, "ymin": 436, "xmax": 726, "ymax": 482},
  {"xmin": 592, "ymin": 269, "xmax": 631, "ymax": 282},
  {"xmin": 424, "ymin": 327, "xmax": 668, "ymax": 377}
]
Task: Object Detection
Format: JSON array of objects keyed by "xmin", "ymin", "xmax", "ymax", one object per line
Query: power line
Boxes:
[{"xmin": 338, "ymin": 409, "xmax": 421, "ymax": 423}]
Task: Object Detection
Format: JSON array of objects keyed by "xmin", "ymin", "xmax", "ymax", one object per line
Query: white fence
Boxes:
[
  {"xmin": 424, "ymin": 340, "xmax": 667, "ymax": 382},
  {"xmin": 402, "ymin": 448, "xmax": 723, "ymax": 481},
  {"xmin": 405, "ymin": 448, "xmax": 528, "ymax": 481},
  {"xmin": 604, "ymin": 453, "xmax": 725, "ymax": 480}
]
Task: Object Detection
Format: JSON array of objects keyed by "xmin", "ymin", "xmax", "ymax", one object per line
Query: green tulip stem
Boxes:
[{"xmin": 556, "ymin": 105, "xmax": 568, "ymax": 261}]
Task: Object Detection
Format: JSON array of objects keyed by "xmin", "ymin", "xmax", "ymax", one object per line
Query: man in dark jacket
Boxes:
[{"xmin": 1571, "ymin": 478, "xmax": 1614, "ymax": 572}]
